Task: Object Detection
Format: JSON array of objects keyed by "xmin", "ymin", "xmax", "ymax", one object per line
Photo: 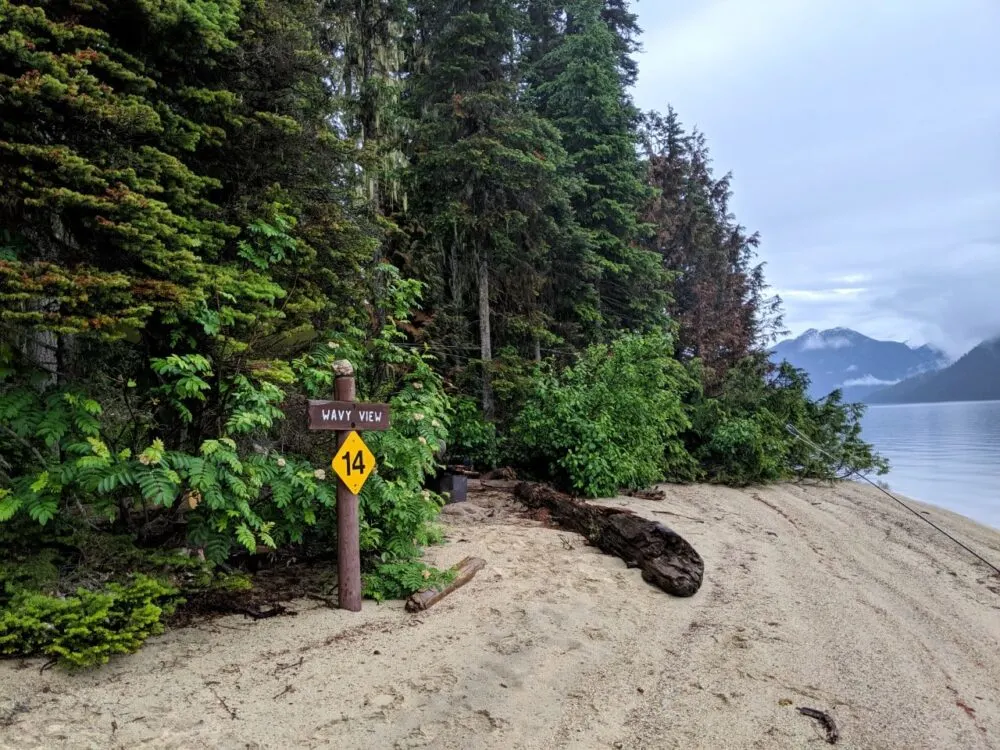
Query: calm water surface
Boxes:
[{"xmin": 861, "ymin": 401, "xmax": 1000, "ymax": 530}]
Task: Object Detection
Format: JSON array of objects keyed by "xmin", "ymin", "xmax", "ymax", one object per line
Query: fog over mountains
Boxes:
[
  {"xmin": 866, "ymin": 336, "xmax": 1000, "ymax": 404},
  {"xmin": 771, "ymin": 328, "xmax": 949, "ymax": 402}
]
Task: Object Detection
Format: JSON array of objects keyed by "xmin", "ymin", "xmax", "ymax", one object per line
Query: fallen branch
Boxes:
[
  {"xmin": 797, "ymin": 707, "xmax": 839, "ymax": 744},
  {"xmin": 405, "ymin": 556, "xmax": 486, "ymax": 612},
  {"xmin": 239, "ymin": 603, "xmax": 294, "ymax": 620},
  {"xmin": 624, "ymin": 487, "xmax": 666, "ymax": 501},
  {"xmin": 514, "ymin": 483, "xmax": 704, "ymax": 597},
  {"xmin": 272, "ymin": 656, "xmax": 304, "ymax": 674},
  {"xmin": 209, "ymin": 686, "xmax": 238, "ymax": 720}
]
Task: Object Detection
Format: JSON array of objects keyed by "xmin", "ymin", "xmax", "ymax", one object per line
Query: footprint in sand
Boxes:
[
  {"xmin": 490, "ymin": 634, "xmax": 535, "ymax": 655},
  {"xmin": 393, "ymin": 710, "xmax": 507, "ymax": 749},
  {"xmin": 362, "ymin": 687, "xmax": 404, "ymax": 718},
  {"xmin": 583, "ymin": 626, "xmax": 609, "ymax": 641},
  {"xmin": 406, "ymin": 667, "xmax": 458, "ymax": 696}
]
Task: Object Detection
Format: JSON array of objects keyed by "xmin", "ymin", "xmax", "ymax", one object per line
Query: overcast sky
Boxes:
[{"xmin": 631, "ymin": 0, "xmax": 999, "ymax": 357}]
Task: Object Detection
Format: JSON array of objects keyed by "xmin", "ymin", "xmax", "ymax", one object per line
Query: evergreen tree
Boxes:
[
  {"xmin": 0, "ymin": 0, "xmax": 392, "ymax": 555},
  {"xmin": 531, "ymin": 0, "xmax": 666, "ymax": 337},
  {"xmin": 325, "ymin": 0, "xmax": 412, "ymax": 337},
  {"xmin": 597, "ymin": 0, "xmax": 641, "ymax": 88},
  {"xmin": 642, "ymin": 108, "xmax": 782, "ymax": 386},
  {"xmin": 404, "ymin": 0, "xmax": 575, "ymax": 415}
]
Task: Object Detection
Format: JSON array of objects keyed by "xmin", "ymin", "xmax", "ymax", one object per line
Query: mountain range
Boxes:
[
  {"xmin": 866, "ymin": 336, "xmax": 1000, "ymax": 404},
  {"xmin": 772, "ymin": 328, "xmax": 1000, "ymax": 404},
  {"xmin": 770, "ymin": 328, "xmax": 949, "ymax": 402}
]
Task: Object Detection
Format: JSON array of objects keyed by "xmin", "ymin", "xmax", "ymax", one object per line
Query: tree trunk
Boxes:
[
  {"xmin": 513, "ymin": 482, "xmax": 704, "ymax": 597},
  {"xmin": 478, "ymin": 253, "xmax": 494, "ymax": 420},
  {"xmin": 26, "ymin": 325, "xmax": 58, "ymax": 386}
]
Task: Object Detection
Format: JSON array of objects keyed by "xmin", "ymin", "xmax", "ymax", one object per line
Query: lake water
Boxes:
[{"xmin": 860, "ymin": 401, "xmax": 1000, "ymax": 530}]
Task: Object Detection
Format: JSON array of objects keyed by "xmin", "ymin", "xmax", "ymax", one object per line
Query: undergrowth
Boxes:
[
  {"xmin": 1, "ymin": 265, "xmax": 453, "ymax": 667},
  {"xmin": 498, "ymin": 335, "xmax": 887, "ymax": 496}
]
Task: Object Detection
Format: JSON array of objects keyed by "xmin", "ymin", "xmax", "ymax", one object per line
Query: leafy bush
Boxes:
[
  {"xmin": 446, "ymin": 395, "xmax": 501, "ymax": 469},
  {"xmin": 512, "ymin": 333, "xmax": 699, "ymax": 496},
  {"xmin": 0, "ymin": 256, "xmax": 452, "ymax": 661},
  {"xmin": 357, "ymin": 365, "xmax": 453, "ymax": 600},
  {"xmin": 688, "ymin": 357, "xmax": 888, "ymax": 485}
]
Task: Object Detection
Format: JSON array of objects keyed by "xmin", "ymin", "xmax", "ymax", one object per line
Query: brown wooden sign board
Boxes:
[{"xmin": 307, "ymin": 400, "xmax": 391, "ymax": 431}]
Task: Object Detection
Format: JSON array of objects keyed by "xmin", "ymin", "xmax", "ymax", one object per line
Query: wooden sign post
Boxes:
[{"xmin": 308, "ymin": 360, "xmax": 390, "ymax": 612}]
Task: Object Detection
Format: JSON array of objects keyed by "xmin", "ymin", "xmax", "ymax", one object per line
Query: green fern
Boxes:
[{"xmin": 136, "ymin": 468, "xmax": 180, "ymax": 507}]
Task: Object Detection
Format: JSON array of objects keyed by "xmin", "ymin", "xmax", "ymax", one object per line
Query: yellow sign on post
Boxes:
[{"xmin": 332, "ymin": 431, "xmax": 376, "ymax": 494}]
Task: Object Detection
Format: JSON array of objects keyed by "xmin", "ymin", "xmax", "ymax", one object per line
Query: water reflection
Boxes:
[{"xmin": 860, "ymin": 401, "xmax": 1000, "ymax": 530}]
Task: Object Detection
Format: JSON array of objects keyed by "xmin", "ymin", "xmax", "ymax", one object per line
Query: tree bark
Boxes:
[
  {"xmin": 514, "ymin": 483, "xmax": 704, "ymax": 597},
  {"xmin": 477, "ymin": 253, "xmax": 494, "ymax": 420}
]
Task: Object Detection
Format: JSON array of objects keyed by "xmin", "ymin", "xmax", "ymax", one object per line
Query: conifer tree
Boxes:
[
  {"xmin": 642, "ymin": 108, "xmax": 780, "ymax": 386},
  {"xmin": 0, "ymin": 0, "xmax": 241, "ymax": 349},
  {"xmin": 404, "ymin": 0, "xmax": 575, "ymax": 415},
  {"xmin": 530, "ymin": 0, "xmax": 666, "ymax": 337}
]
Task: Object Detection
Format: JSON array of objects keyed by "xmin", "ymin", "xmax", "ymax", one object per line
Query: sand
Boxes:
[{"xmin": 2, "ymin": 480, "xmax": 999, "ymax": 750}]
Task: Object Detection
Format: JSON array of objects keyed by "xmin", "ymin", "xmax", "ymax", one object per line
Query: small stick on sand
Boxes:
[
  {"xmin": 797, "ymin": 706, "xmax": 839, "ymax": 744},
  {"xmin": 405, "ymin": 556, "xmax": 486, "ymax": 612}
]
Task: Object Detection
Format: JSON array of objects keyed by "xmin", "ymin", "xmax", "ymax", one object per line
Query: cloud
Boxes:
[
  {"xmin": 832, "ymin": 274, "xmax": 871, "ymax": 285},
  {"xmin": 800, "ymin": 332, "xmax": 851, "ymax": 351},
  {"xmin": 841, "ymin": 375, "xmax": 901, "ymax": 388},
  {"xmin": 632, "ymin": 1, "xmax": 1000, "ymax": 357},
  {"xmin": 778, "ymin": 287, "xmax": 867, "ymax": 302}
]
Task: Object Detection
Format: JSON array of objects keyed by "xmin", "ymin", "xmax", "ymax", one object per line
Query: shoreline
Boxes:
[
  {"xmin": 2, "ymin": 480, "xmax": 999, "ymax": 749},
  {"xmin": 845, "ymin": 475, "xmax": 1000, "ymax": 534}
]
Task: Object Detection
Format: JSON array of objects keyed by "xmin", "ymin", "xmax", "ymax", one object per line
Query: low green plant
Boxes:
[
  {"xmin": 0, "ymin": 574, "xmax": 180, "ymax": 669},
  {"xmin": 1, "ymin": 257, "xmax": 453, "ymax": 662},
  {"xmin": 688, "ymin": 357, "xmax": 889, "ymax": 485},
  {"xmin": 447, "ymin": 395, "xmax": 500, "ymax": 469},
  {"xmin": 512, "ymin": 333, "xmax": 699, "ymax": 497}
]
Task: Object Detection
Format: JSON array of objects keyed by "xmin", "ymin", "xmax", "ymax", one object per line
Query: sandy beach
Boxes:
[{"xmin": 1, "ymin": 480, "xmax": 999, "ymax": 750}]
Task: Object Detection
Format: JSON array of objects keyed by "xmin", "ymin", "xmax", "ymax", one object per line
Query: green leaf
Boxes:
[
  {"xmin": 30, "ymin": 471, "xmax": 50, "ymax": 494},
  {"xmin": 235, "ymin": 524, "xmax": 256, "ymax": 553},
  {"xmin": 137, "ymin": 469, "xmax": 179, "ymax": 507},
  {"xmin": 0, "ymin": 492, "xmax": 22, "ymax": 522},
  {"xmin": 27, "ymin": 494, "xmax": 58, "ymax": 525}
]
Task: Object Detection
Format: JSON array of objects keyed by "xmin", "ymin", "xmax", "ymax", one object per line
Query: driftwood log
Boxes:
[
  {"xmin": 514, "ymin": 483, "xmax": 704, "ymax": 597},
  {"xmin": 405, "ymin": 556, "xmax": 486, "ymax": 612}
]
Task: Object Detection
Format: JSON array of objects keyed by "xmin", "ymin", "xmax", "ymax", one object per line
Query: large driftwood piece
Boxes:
[
  {"xmin": 405, "ymin": 556, "xmax": 486, "ymax": 612},
  {"xmin": 514, "ymin": 483, "xmax": 704, "ymax": 597}
]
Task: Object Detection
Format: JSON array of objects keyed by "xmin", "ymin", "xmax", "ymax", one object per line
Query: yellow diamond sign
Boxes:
[{"xmin": 332, "ymin": 431, "xmax": 376, "ymax": 494}]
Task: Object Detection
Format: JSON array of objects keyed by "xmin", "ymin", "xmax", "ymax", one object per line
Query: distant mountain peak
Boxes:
[
  {"xmin": 771, "ymin": 327, "xmax": 949, "ymax": 401},
  {"xmin": 789, "ymin": 327, "xmax": 861, "ymax": 352}
]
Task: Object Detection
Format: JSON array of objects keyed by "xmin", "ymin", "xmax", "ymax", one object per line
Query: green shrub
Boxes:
[
  {"xmin": 0, "ymin": 575, "xmax": 179, "ymax": 669},
  {"xmin": 1, "ymin": 263, "xmax": 452, "ymax": 664},
  {"xmin": 688, "ymin": 357, "xmax": 888, "ymax": 484},
  {"xmin": 512, "ymin": 333, "xmax": 699, "ymax": 497},
  {"xmin": 695, "ymin": 413, "xmax": 785, "ymax": 485},
  {"xmin": 447, "ymin": 395, "xmax": 501, "ymax": 469},
  {"xmin": 356, "ymin": 361, "xmax": 453, "ymax": 601}
]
